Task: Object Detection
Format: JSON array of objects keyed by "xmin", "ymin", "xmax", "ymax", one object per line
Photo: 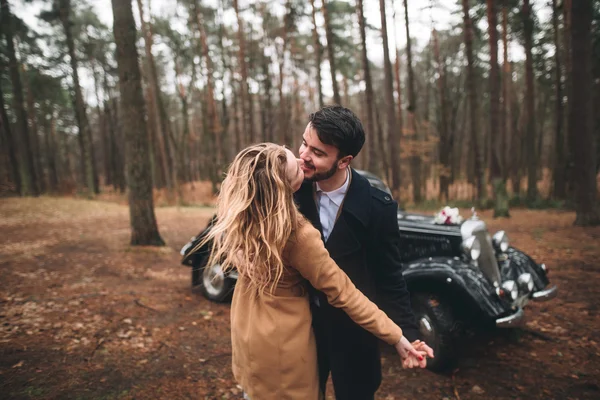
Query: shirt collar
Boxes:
[{"xmin": 315, "ymin": 168, "xmax": 350, "ymax": 207}]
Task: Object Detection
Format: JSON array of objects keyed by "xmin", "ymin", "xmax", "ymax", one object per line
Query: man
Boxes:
[{"xmin": 294, "ymin": 105, "xmax": 433, "ymax": 399}]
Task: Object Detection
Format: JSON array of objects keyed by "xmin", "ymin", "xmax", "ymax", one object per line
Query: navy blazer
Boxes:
[{"xmin": 294, "ymin": 168, "xmax": 420, "ymax": 342}]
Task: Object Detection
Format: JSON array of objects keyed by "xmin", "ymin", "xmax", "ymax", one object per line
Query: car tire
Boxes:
[
  {"xmin": 192, "ymin": 259, "xmax": 234, "ymax": 303},
  {"xmin": 411, "ymin": 292, "xmax": 460, "ymax": 372}
]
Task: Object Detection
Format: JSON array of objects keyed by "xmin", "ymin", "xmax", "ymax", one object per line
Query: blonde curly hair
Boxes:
[{"xmin": 196, "ymin": 143, "xmax": 300, "ymax": 294}]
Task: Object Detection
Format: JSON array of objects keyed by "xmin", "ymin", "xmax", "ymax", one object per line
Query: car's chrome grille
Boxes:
[{"xmin": 475, "ymin": 231, "xmax": 502, "ymax": 287}]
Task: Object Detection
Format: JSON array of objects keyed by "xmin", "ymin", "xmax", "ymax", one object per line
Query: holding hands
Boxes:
[{"xmin": 394, "ymin": 338, "xmax": 435, "ymax": 369}]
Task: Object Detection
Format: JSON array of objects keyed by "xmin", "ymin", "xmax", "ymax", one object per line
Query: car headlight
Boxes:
[
  {"xmin": 502, "ymin": 280, "xmax": 518, "ymax": 301},
  {"xmin": 492, "ymin": 230, "xmax": 510, "ymax": 252},
  {"xmin": 517, "ymin": 273, "xmax": 534, "ymax": 293},
  {"xmin": 461, "ymin": 236, "xmax": 481, "ymax": 261}
]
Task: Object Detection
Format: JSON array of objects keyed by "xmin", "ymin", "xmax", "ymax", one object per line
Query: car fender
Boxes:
[{"xmin": 403, "ymin": 257, "xmax": 509, "ymax": 318}]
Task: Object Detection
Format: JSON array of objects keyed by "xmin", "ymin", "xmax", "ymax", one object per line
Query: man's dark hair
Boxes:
[{"xmin": 308, "ymin": 105, "xmax": 366, "ymax": 158}]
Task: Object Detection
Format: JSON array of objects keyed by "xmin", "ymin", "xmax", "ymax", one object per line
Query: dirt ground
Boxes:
[{"xmin": 1, "ymin": 197, "xmax": 599, "ymax": 400}]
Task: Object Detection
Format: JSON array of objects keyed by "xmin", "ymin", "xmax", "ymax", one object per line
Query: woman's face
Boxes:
[{"xmin": 284, "ymin": 148, "xmax": 304, "ymax": 192}]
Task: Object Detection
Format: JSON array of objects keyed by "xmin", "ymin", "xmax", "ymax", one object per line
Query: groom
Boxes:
[{"xmin": 294, "ymin": 105, "xmax": 433, "ymax": 399}]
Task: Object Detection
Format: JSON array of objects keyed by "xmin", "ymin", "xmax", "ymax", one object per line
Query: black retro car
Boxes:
[{"xmin": 180, "ymin": 170, "xmax": 557, "ymax": 371}]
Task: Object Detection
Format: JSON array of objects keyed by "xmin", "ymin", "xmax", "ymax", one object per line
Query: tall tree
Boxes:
[
  {"xmin": 232, "ymin": 0, "xmax": 255, "ymax": 144},
  {"xmin": 0, "ymin": 74, "xmax": 21, "ymax": 194},
  {"xmin": 379, "ymin": 0, "xmax": 400, "ymax": 197},
  {"xmin": 487, "ymin": 0, "xmax": 508, "ymax": 217},
  {"xmin": 321, "ymin": 0, "xmax": 341, "ymax": 104},
  {"xmin": 111, "ymin": 0, "xmax": 164, "ymax": 245},
  {"xmin": 136, "ymin": 0, "xmax": 173, "ymax": 194},
  {"xmin": 357, "ymin": 0, "xmax": 378, "ymax": 175},
  {"xmin": 570, "ymin": 0, "xmax": 599, "ymax": 226},
  {"xmin": 461, "ymin": 0, "xmax": 484, "ymax": 201},
  {"xmin": 501, "ymin": 0, "xmax": 511, "ymax": 182},
  {"xmin": 310, "ymin": 0, "xmax": 324, "ymax": 109},
  {"xmin": 433, "ymin": 29, "xmax": 450, "ymax": 202},
  {"xmin": 551, "ymin": 0, "xmax": 566, "ymax": 199},
  {"xmin": 57, "ymin": 0, "xmax": 98, "ymax": 196},
  {"xmin": 1, "ymin": 0, "xmax": 37, "ymax": 196},
  {"xmin": 404, "ymin": 0, "xmax": 422, "ymax": 202},
  {"xmin": 522, "ymin": 0, "xmax": 537, "ymax": 203}
]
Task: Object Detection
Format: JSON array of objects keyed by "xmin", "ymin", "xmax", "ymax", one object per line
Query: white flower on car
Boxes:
[{"xmin": 434, "ymin": 206, "xmax": 464, "ymax": 225}]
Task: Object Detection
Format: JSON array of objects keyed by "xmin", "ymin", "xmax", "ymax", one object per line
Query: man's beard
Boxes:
[{"xmin": 303, "ymin": 160, "xmax": 339, "ymax": 183}]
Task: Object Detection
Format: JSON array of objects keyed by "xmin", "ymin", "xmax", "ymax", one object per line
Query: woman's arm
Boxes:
[{"xmin": 287, "ymin": 222, "xmax": 403, "ymax": 346}]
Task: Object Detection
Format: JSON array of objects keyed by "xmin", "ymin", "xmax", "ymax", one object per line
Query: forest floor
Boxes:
[{"xmin": 1, "ymin": 196, "xmax": 600, "ymax": 400}]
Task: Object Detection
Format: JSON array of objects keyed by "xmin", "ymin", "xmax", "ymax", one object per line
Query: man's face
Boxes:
[{"xmin": 298, "ymin": 123, "xmax": 343, "ymax": 182}]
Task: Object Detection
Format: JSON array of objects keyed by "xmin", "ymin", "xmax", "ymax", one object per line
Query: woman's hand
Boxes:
[
  {"xmin": 394, "ymin": 336, "xmax": 425, "ymax": 368},
  {"xmin": 401, "ymin": 340, "xmax": 434, "ymax": 369}
]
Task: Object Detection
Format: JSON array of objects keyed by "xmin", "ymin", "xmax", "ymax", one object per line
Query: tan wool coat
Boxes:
[{"xmin": 230, "ymin": 218, "xmax": 403, "ymax": 400}]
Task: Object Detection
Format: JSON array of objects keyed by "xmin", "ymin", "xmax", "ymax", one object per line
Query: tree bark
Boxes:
[
  {"xmin": 405, "ymin": 0, "xmax": 422, "ymax": 203},
  {"xmin": 570, "ymin": 0, "xmax": 599, "ymax": 226},
  {"xmin": 111, "ymin": 0, "xmax": 164, "ymax": 245},
  {"xmin": 357, "ymin": 0, "xmax": 379, "ymax": 176},
  {"xmin": 59, "ymin": 0, "xmax": 97, "ymax": 196},
  {"xmin": 462, "ymin": 0, "xmax": 484, "ymax": 202},
  {"xmin": 523, "ymin": 0, "xmax": 538, "ymax": 203},
  {"xmin": 1, "ymin": 0, "xmax": 37, "ymax": 196},
  {"xmin": 433, "ymin": 30, "xmax": 451, "ymax": 203},
  {"xmin": 136, "ymin": 0, "xmax": 173, "ymax": 194},
  {"xmin": 487, "ymin": 0, "xmax": 508, "ymax": 217},
  {"xmin": 322, "ymin": 0, "xmax": 341, "ymax": 105},
  {"xmin": 501, "ymin": 0, "xmax": 511, "ymax": 182},
  {"xmin": 233, "ymin": 0, "xmax": 254, "ymax": 145},
  {"xmin": 0, "ymin": 69, "xmax": 22, "ymax": 194},
  {"xmin": 379, "ymin": 0, "xmax": 400, "ymax": 198},
  {"xmin": 550, "ymin": 0, "xmax": 567, "ymax": 199},
  {"xmin": 310, "ymin": 0, "xmax": 324, "ymax": 109}
]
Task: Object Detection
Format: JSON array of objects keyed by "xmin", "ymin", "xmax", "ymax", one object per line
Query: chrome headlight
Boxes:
[
  {"xmin": 502, "ymin": 280, "xmax": 518, "ymax": 301},
  {"xmin": 492, "ymin": 230, "xmax": 510, "ymax": 252},
  {"xmin": 461, "ymin": 236, "xmax": 481, "ymax": 261},
  {"xmin": 517, "ymin": 273, "xmax": 534, "ymax": 293}
]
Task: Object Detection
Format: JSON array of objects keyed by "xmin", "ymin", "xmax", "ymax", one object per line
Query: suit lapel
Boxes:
[{"xmin": 294, "ymin": 181, "xmax": 323, "ymax": 239}]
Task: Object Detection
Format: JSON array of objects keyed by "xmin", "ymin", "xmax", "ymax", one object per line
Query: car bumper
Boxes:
[
  {"xmin": 496, "ymin": 308, "xmax": 525, "ymax": 328},
  {"xmin": 532, "ymin": 285, "xmax": 558, "ymax": 301}
]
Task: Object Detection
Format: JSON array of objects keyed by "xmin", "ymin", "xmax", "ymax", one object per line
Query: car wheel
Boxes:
[
  {"xmin": 411, "ymin": 292, "xmax": 460, "ymax": 372},
  {"xmin": 192, "ymin": 260, "xmax": 234, "ymax": 303}
]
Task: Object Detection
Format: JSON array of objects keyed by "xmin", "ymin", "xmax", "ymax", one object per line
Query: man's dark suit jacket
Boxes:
[{"xmin": 294, "ymin": 168, "xmax": 420, "ymax": 397}]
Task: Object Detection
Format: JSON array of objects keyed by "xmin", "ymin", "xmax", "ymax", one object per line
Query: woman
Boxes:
[{"xmin": 200, "ymin": 143, "xmax": 425, "ymax": 399}]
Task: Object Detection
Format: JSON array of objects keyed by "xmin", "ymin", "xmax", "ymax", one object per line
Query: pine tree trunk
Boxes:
[
  {"xmin": 136, "ymin": 0, "xmax": 172, "ymax": 195},
  {"xmin": 1, "ymin": 0, "xmax": 37, "ymax": 196},
  {"xmin": 570, "ymin": 0, "xmax": 599, "ymax": 226},
  {"xmin": 393, "ymin": 4, "xmax": 404, "ymax": 193},
  {"xmin": 433, "ymin": 30, "xmax": 451, "ymax": 203},
  {"xmin": 0, "ymin": 73, "xmax": 22, "ymax": 194},
  {"xmin": 46, "ymin": 115, "xmax": 59, "ymax": 192},
  {"xmin": 194, "ymin": 1, "xmax": 223, "ymax": 175},
  {"xmin": 562, "ymin": 0, "xmax": 574, "ymax": 198},
  {"xmin": 111, "ymin": 0, "xmax": 164, "ymax": 245},
  {"xmin": 404, "ymin": 0, "xmax": 422, "ymax": 203},
  {"xmin": 322, "ymin": 0, "xmax": 341, "ymax": 105},
  {"xmin": 551, "ymin": 0, "xmax": 566, "ymax": 199},
  {"xmin": 357, "ymin": 0, "xmax": 379, "ymax": 176},
  {"xmin": 462, "ymin": 0, "xmax": 484, "ymax": 203},
  {"xmin": 310, "ymin": 0, "xmax": 324, "ymax": 109},
  {"xmin": 487, "ymin": 0, "xmax": 508, "ymax": 217},
  {"xmin": 233, "ymin": 0, "xmax": 254, "ymax": 145},
  {"xmin": 523, "ymin": 0, "xmax": 538, "ymax": 203},
  {"xmin": 379, "ymin": 0, "xmax": 400, "ymax": 198},
  {"xmin": 59, "ymin": 0, "xmax": 97, "ymax": 196},
  {"xmin": 24, "ymin": 80, "xmax": 44, "ymax": 193},
  {"xmin": 501, "ymin": 0, "xmax": 511, "ymax": 182}
]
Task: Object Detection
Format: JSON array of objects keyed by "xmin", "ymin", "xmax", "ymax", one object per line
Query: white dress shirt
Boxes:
[{"xmin": 315, "ymin": 169, "xmax": 350, "ymax": 242}]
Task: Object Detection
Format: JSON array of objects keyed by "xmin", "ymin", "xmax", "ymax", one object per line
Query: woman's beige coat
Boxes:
[{"xmin": 230, "ymin": 219, "xmax": 403, "ymax": 399}]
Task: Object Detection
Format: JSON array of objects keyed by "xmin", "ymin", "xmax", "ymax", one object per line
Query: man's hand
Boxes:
[{"xmin": 401, "ymin": 340, "xmax": 434, "ymax": 369}]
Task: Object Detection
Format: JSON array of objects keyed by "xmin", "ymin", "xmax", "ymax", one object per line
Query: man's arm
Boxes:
[{"xmin": 370, "ymin": 198, "xmax": 421, "ymax": 342}]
